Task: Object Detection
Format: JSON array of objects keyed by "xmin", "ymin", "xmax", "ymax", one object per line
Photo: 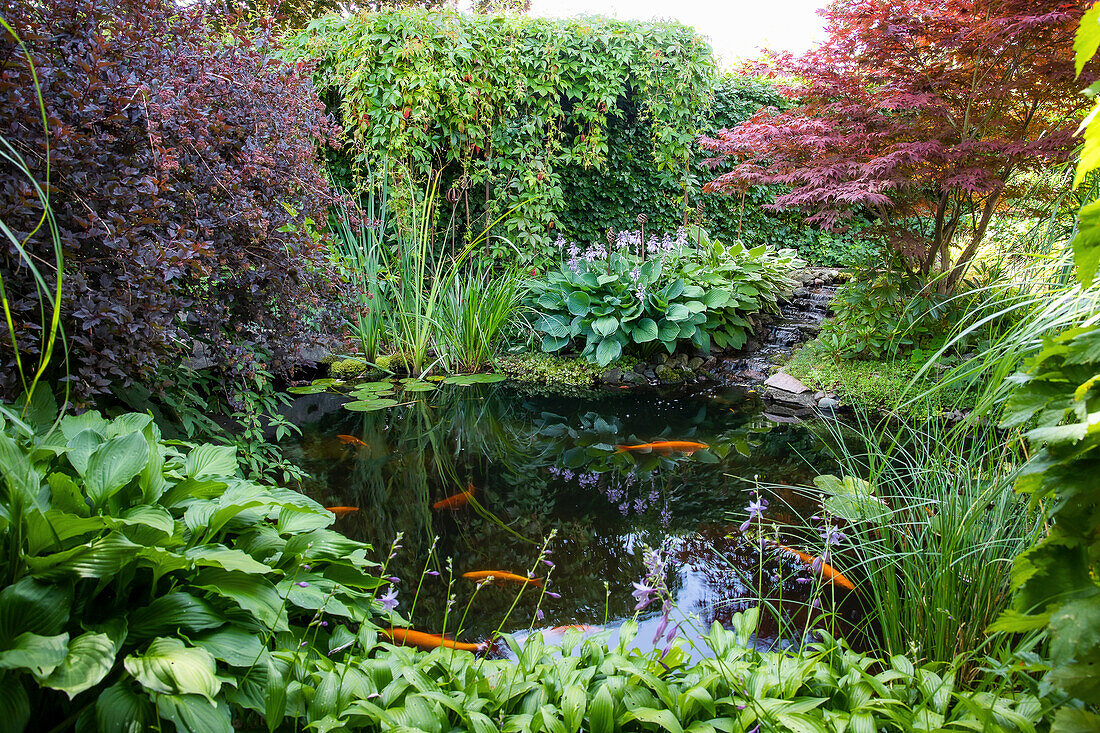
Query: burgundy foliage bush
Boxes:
[
  {"xmin": 701, "ymin": 0, "xmax": 1093, "ymax": 290},
  {"xmin": 0, "ymin": 0, "xmax": 342, "ymax": 401}
]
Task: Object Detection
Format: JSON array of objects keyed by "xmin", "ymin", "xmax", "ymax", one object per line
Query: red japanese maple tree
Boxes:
[{"xmin": 701, "ymin": 0, "xmax": 1092, "ymax": 290}]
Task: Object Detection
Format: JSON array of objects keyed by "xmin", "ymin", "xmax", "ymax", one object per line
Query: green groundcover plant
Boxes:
[{"xmin": 527, "ymin": 227, "xmax": 801, "ymax": 365}]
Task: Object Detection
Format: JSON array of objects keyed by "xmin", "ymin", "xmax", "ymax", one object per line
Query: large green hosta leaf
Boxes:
[
  {"xmin": 184, "ymin": 444, "xmax": 238, "ymax": 479},
  {"xmin": 96, "ymin": 679, "xmax": 155, "ymax": 733},
  {"xmin": 192, "ymin": 627, "xmax": 265, "ymax": 667},
  {"xmin": 0, "ymin": 632, "xmax": 69, "ymax": 677},
  {"xmin": 124, "ymin": 637, "xmax": 220, "ymax": 701},
  {"xmin": 594, "ymin": 338, "xmax": 622, "ymax": 367},
  {"xmin": 0, "ymin": 577, "xmax": 71, "ymax": 644},
  {"xmin": 85, "ymin": 431, "xmax": 149, "ymax": 508},
  {"xmin": 129, "ymin": 592, "xmax": 225, "ymax": 640},
  {"xmin": 155, "ymin": 694, "xmax": 233, "ymax": 733},
  {"xmin": 0, "ymin": 433, "xmax": 41, "ymax": 510},
  {"xmin": 193, "ymin": 569, "xmax": 286, "ymax": 632},
  {"xmin": 24, "ymin": 532, "xmax": 142, "ymax": 580},
  {"xmin": 0, "ymin": 674, "xmax": 29, "ymax": 733},
  {"xmin": 41, "ymin": 620, "xmax": 126, "ymax": 698}
]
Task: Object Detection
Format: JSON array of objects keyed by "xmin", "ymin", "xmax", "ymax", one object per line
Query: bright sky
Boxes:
[{"xmin": 529, "ymin": 0, "xmax": 829, "ymax": 66}]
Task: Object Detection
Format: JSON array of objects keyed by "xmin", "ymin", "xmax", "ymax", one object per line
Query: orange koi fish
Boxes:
[
  {"xmin": 615, "ymin": 440, "xmax": 709, "ymax": 454},
  {"xmin": 380, "ymin": 627, "xmax": 485, "ymax": 653},
  {"xmin": 549, "ymin": 624, "xmax": 598, "ymax": 634},
  {"xmin": 432, "ymin": 483, "xmax": 475, "ymax": 511},
  {"xmin": 461, "ymin": 570, "xmax": 543, "ymax": 587},
  {"xmin": 325, "ymin": 506, "xmax": 359, "ymax": 517},
  {"xmin": 772, "ymin": 542, "xmax": 855, "ymax": 592},
  {"xmin": 337, "ymin": 434, "xmax": 367, "ymax": 447}
]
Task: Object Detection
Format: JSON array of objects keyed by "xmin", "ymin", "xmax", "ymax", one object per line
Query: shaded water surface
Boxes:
[{"xmin": 285, "ymin": 382, "xmax": 853, "ymax": 657}]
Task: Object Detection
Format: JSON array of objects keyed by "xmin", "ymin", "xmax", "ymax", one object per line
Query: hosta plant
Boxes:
[
  {"xmin": 0, "ymin": 391, "xmax": 389, "ymax": 732},
  {"xmin": 527, "ymin": 227, "xmax": 800, "ymax": 365}
]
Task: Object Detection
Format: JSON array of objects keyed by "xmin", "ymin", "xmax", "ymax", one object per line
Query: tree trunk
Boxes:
[{"xmin": 944, "ymin": 186, "xmax": 1003, "ymax": 292}]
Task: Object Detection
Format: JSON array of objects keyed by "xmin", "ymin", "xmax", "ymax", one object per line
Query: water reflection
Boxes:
[{"xmin": 285, "ymin": 382, "xmax": 840, "ymax": 653}]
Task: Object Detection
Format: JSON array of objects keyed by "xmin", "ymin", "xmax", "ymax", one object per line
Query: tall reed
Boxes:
[
  {"xmin": 379, "ymin": 172, "xmax": 521, "ymax": 375},
  {"xmin": 776, "ymin": 414, "xmax": 1043, "ymax": 672},
  {"xmin": 438, "ymin": 259, "xmax": 527, "ymax": 373},
  {"xmin": 331, "ymin": 198, "xmax": 388, "ymax": 364}
]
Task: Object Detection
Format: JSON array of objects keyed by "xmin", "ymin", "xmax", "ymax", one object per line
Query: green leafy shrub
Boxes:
[
  {"xmin": 0, "ymin": 392, "xmax": 387, "ymax": 732},
  {"xmin": 286, "ymin": 10, "xmax": 714, "ymax": 254},
  {"xmin": 527, "ymin": 227, "xmax": 801, "ymax": 365}
]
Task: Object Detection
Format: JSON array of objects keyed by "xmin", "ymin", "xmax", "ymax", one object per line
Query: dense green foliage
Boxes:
[
  {"xmin": 974, "ymin": 15, "xmax": 1100, "ymax": 730},
  {"xmin": 287, "ymin": 10, "xmax": 714, "ymax": 255},
  {"xmin": 554, "ymin": 75, "xmax": 879, "ymax": 262},
  {"xmin": 0, "ymin": 392, "xmax": 389, "ymax": 731},
  {"xmin": 527, "ymin": 228, "xmax": 801, "ymax": 365},
  {"xmin": 303, "ymin": 612, "xmax": 1046, "ymax": 733}
]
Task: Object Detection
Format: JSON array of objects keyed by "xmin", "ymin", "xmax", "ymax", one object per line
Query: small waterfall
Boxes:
[{"xmin": 716, "ymin": 269, "xmax": 841, "ymax": 386}]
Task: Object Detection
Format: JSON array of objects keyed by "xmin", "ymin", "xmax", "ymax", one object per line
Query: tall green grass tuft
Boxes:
[
  {"xmin": 792, "ymin": 415, "xmax": 1043, "ymax": 672},
  {"xmin": 332, "ymin": 197, "xmax": 388, "ymax": 364},
  {"xmin": 438, "ymin": 258, "xmax": 527, "ymax": 373}
]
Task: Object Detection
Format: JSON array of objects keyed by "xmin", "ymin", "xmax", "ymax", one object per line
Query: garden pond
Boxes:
[{"xmin": 283, "ymin": 381, "xmax": 862, "ymax": 661}]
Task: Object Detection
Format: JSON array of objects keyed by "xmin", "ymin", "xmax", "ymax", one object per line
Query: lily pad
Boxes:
[
  {"xmin": 400, "ymin": 380, "xmax": 437, "ymax": 392},
  {"xmin": 344, "ymin": 398, "xmax": 401, "ymax": 412},
  {"xmin": 354, "ymin": 381, "xmax": 395, "ymax": 392},
  {"xmin": 442, "ymin": 373, "xmax": 507, "ymax": 386},
  {"xmin": 287, "ymin": 379, "xmax": 342, "ymax": 395}
]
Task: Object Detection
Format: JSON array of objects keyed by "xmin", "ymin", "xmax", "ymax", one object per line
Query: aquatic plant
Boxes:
[
  {"xmin": 332, "ymin": 192, "xmax": 388, "ymax": 365},
  {"xmin": 438, "ymin": 258, "xmax": 528, "ymax": 373},
  {"xmin": 772, "ymin": 416, "xmax": 1043, "ymax": 674}
]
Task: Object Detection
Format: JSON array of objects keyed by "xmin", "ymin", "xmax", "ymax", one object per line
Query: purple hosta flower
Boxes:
[
  {"xmin": 542, "ymin": 559, "xmax": 555, "ymax": 568},
  {"xmin": 545, "ymin": 590, "xmax": 561, "ymax": 599},
  {"xmin": 561, "ymin": 469, "xmax": 575, "ymax": 482},
  {"xmin": 739, "ymin": 495, "xmax": 769, "ymax": 533},
  {"xmin": 300, "ymin": 641, "xmax": 309, "ymax": 647},
  {"xmin": 536, "ymin": 608, "xmax": 545, "ymax": 621},
  {"xmin": 320, "ymin": 620, "xmax": 329, "ymax": 627},
  {"xmin": 301, "ymin": 564, "xmax": 312, "ymax": 571},
  {"xmin": 821, "ymin": 523, "xmax": 846, "ymax": 546},
  {"xmin": 379, "ymin": 587, "xmax": 399, "ymax": 612},
  {"xmin": 659, "ymin": 508, "xmax": 672, "ymax": 527},
  {"xmin": 634, "ymin": 498, "xmax": 646, "ymax": 514},
  {"xmin": 653, "ymin": 607, "xmax": 671, "ymax": 645},
  {"xmin": 795, "ymin": 577, "xmax": 811, "ymax": 585},
  {"xmin": 426, "ymin": 570, "xmax": 440, "ymax": 576},
  {"xmin": 648, "ymin": 489, "xmax": 659, "ymax": 502},
  {"xmin": 619, "ymin": 502, "xmax": 630, "ymax": 516},
  {"xmin": 386, "ymin": 576, "xmax": 399, "ymax": 583},
  {"xmin": 296, "ymin": 581, "xmax": 309, "ymax": 588},
  {"xmin": 811, "ymin": 598, "xmax": 821, "ymax": 609},
  {"xmin": 547, "ymin": 465, "xmax": 560, "ymax": 477},
  {"xmin": 632, "ymin": 581, "xmax": 659, "ymax": 611}
]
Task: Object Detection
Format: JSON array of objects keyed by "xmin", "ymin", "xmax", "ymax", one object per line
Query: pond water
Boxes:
[{"xmin": 284, "ymin": 381, "xmax": 861, "ymax": 661}]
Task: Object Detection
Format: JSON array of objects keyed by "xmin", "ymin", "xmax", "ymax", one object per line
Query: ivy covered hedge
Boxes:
[{"xmin": 285, "ymin": 10, "xmax": 714, "ymax": 254}]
